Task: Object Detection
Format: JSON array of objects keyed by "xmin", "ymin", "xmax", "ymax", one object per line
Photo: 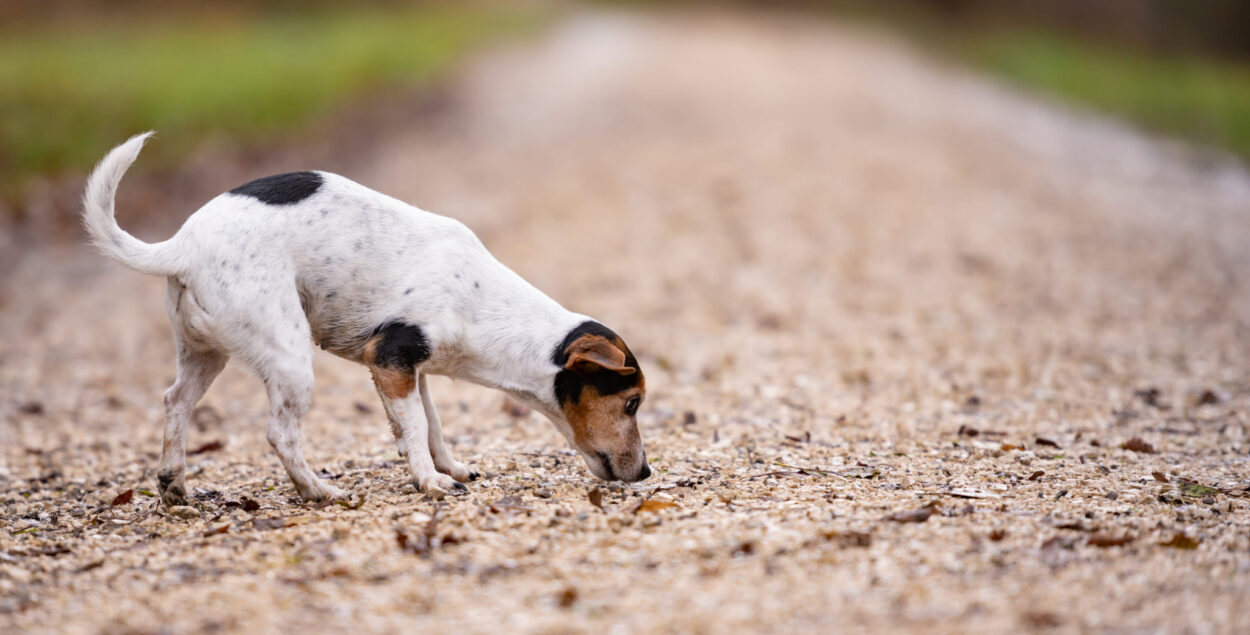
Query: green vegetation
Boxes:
[
  {"xmin": 953, "ymin": 30, "xmax": 1250, "ymax": 161},
  {"xmin": 0, "ymin": 5, "xmax": 539, "ymax": 202},
  {"xmin": 828, "ymin": 2, "xmax": 1250, "ymax": 161}
]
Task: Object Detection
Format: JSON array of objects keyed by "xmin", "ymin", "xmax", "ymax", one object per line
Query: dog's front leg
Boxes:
[
  {"xmin": 418, "ymin": 374, "xmax": 478, "ymax": 483},
  {"xmin": 372, "ymin": 367, "xmax": 466, "ymax": 498}
]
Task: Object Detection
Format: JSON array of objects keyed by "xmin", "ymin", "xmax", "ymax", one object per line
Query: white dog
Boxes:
[{"xmin": 82, "ymin": 133, "xmax": 649, "ymax": 504}]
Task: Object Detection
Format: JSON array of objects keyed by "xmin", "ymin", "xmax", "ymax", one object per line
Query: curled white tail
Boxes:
[{"xmin": 81, "ymin": 132, "xmax": 181, "ymax": 275}]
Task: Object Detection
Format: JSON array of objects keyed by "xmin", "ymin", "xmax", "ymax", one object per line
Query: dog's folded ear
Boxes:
[{"xmin": 565, "ymin": 335, "xmax": 636, "ymax": 376}]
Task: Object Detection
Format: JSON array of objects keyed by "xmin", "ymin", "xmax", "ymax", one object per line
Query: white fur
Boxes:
[{"xmin": 82, "ymin": 133, "xmax": 610, "ymax": 501}]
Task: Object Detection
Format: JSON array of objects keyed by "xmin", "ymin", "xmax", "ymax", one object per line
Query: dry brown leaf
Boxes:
[
  {"xmin": 1122, "ymin": 437, "xmax": 1156, "ymax": 454},
  {"xmin": 636, "ymin": 499, "xmax": 679, "ymax": 513},
  {"xmin": 203, "ymin": 523, "xmax": 230, "ymax": 537},
  {"xmin": 188, "ymin": 440, "xmax": 225, "ymax": 455},
  {"xmin": 1152, "ymin": 471, "xmax": 1169, "ymax": 483},
  {"xmin": 885, "ymin": 503, "xmax": 936, "ymax": 523},
  {"xmin": 1088, "ymin": 533, "xmax": 1134, "ymax": 547},
  {"xmin": 1027, "ymin": 471, "xmax": 1045, "ymax": 481},
  {"xmin": 1160, "ymin": 533, "xmax": 1200, "ymax": 549},
  {"xmin": 988, "ymin": 528, "xmax": 1008, "ymax": 542},
  {"xmin": 1035, "ymin": 437, "xmax": 1060, "ymax": 448},
  {"xmin": 557, "ymin": 586, "xmax": 578, "ymax": 608},
  {"xmin": 110, "ymin": 489, "xmax": 134, "ymax": 507},
  {"xmin": 588, "ymin": 488, "xmax": 605, "ymax": 512}
]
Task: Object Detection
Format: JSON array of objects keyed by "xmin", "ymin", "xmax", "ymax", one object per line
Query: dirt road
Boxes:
[{"xmin": 4, "ymin": 10, "xmax": 1250, "ymax": 633}]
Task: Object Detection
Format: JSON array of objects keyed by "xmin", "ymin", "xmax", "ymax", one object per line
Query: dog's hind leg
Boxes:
[
  {"xmin": 218, "ymin": 283, "xmax": 347, "ymax": 503},
  {"xmin": 256, "ymin": 342, "xmax": 348, "ymax": 503},
  {"xmin": 158, "ymin": 279, "xmax": 228, "ymax": 507},
  {"xmin": 418, "ymin": 374, "xmax": 477, "ymax": 483},
  {"xmin": 157, "ymin": 342, "xmax": 227, "ymax": 507}
]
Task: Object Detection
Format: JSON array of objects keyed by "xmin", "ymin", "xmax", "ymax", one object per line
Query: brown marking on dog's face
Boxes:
[{"xmin": 556, "ymin": 331, "xmax": 649, "ymax": 482}]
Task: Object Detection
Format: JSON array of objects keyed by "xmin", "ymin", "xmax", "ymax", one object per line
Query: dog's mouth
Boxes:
[
  {"xmin": 588, "ymin": 449, "xmax": 650, "ymax": 482},
  {"xmin": 595, "ymin": 451, "xmax": 616, "ymax": 481}
]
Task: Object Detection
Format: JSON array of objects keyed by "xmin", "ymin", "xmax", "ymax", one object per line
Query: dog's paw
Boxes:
[
  {"xmin": 298, "ymin": 483, "xmax": 351, "ymax": 504},
  {"xmin": 157, "ymin": 471, "xmax": 187, "ymax": 508},
  {"xmin": 441, "ymin": 461, "xmax": 476, "ymax": 483},
  {"xmin": 416, "ymin": 473, "xmax": 469, "ymax": 500}
]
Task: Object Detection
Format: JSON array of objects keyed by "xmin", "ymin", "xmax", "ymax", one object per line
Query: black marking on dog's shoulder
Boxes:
[
  {"xmin": 370, "ymin": 322, "xmax": 431, "ymax": 369},
  {"xmin": 553, "ymin": 321, "xmax": 641, "ymax": 406},
  {"xmin": 229, "ymin": 171, "xmax": 323, "ymax": 205}
]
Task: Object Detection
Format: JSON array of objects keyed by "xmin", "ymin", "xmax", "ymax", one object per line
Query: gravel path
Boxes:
[{"xmin": 4, "ymin": 10, "xmax": 1250, "ymax": 633}]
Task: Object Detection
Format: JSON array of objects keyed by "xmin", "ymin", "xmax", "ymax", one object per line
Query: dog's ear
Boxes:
[{"xmin": 565, "ymin": 335, "xmax": 636, "ymax": 376}]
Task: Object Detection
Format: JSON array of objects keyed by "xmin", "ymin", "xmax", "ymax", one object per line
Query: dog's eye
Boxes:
[{"xmin": 624, "ymin": 396, "xmax": 641, "ymax": 416}]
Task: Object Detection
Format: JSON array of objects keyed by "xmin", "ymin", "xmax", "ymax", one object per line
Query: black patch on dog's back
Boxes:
[
  {"xmin": 553, "ymin": 321, "xmax": 641, "ymax": 406},
  {"xmin": 370, "ymin": 322, "xmax": 431, "ymax": 369},
  {"xmin": 229, "ymin": 171, "xmax": 323, "ymax": 205}
]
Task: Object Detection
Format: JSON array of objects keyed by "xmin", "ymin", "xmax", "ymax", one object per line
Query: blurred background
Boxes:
[
  {"xmin": 4, "ymin": 2, "xmax": 1250, "ymax": 631},
  {"xmin": 1, "ymin": 0, "xmax": 1247, "ymax": 247}
]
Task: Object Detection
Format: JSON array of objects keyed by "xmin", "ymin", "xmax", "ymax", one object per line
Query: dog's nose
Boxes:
[{"xmin": 638, "ymin": 463, "xmax": 651, "ymax": 480}]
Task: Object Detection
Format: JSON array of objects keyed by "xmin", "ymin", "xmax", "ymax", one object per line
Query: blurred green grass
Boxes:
[
  {"xmin": 956, "ymin": 30, "xmax": 1250, "ymax": 161},
  {"xmin": 828, "ymin": 1, "xmax": 1250, "ymax": 162},
  {"xmin": 0, "ymin": 5, "xmax": 538, "ymax": 208}
]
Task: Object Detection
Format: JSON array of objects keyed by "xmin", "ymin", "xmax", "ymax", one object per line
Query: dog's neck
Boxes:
[{"xmin": 450, "ymin": 272, "xmax": 586, "ymax": 420}]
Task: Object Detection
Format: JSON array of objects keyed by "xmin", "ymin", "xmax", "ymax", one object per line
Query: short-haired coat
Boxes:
[{"xmin": 82, "ymin": 133, "xmax": 649, "ymax": 504}]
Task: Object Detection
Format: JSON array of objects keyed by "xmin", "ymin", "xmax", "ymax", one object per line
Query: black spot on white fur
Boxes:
[
  {"xmin": 371, "ymin": 322, "xmax": 431, "ymax": 369},
  {"xmin": 229, "ymin": 172, "xmax": 323, "ymax": 205}
]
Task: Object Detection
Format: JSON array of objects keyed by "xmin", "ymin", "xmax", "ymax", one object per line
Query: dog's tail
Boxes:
[{"xmin": 82, "ymin": 132, "xmax": 182, "ymax": 276}]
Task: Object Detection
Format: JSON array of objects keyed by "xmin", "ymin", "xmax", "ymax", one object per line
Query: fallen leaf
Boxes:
[
  {"xmin": 988, "ymin": 528, "xmax": 1008, "ymax": 542},
  {"xmin": 110, "ymin": 489, "xmax": 134, "ymax": 507},
  {"xmin": 1122, "ymin": 437, "xmax": 1156, "ymax": 454},
  {"xmin": 1035, "ymin": 437, "xmax": 1060, "ymax": 448},
  {"xmin": 1176, "ymin": 480, "xmax": 1219, "ymax": 498},
  {"xmin": 1088, "ymin": 533, "xmax": 1134, "ymax": 547},
  {"xmin": 1041, "ymin": 535, "xmax": 1077, "ymax": 550},
  {"xmin": 587, "ymin": 488, "xmax": 605, "ymax": 512},
  {"xmin": 1160, "ymin": 533, "xmax": 1200, "ymax": 549},
  {"xmin": 336, "ymin": 494, "xmax": 366, "ymax": 510},
  {"xmin": 1152, "ymin": 471, "xmax": 1169, "ymax": 483},
  {"xmin": 137, "ymin": 489, "xmax": 157, "ymax": 497},
  {"xmin": 957, "ymin": 424, "xmax": 979, "ymax": 437},
  {"xmin": 822, "ymin": 530, "xmax": 872, "ymax": 547},
  {"xmin": 636, "ymin": 499, "xmax": 679, "ymax": 513},
  {"xmin": 1024, "ymin": 611, "xmax": 1061, "ymax": 627},
  {"xmin": 1027, "ymin": 471, "xmax": 1045, "ymax": 481},
  {"xmin": 885, "ymin": 503, "xmax": 936, "ymax": 523},
  {"xmin": 188, "ymin": 440, "xmax": 225, "ymax": 455},
  {"xmin": 557, "ymin": 586, "xmax": 578, "ymax": 608},
  {"xmin": 202, "ymin": 523, "xmax": 230, "ymax": 537},
  {"xmin": 1195, "ymin": 389, "xmax": 1221, "ymax": 406},
  {"xmin": 1001, "ymin": 443, "xmax": 1025, "ymax": 451}
]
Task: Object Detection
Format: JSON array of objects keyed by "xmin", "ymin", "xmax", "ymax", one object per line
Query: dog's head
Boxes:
[{"xmin": 552, "ymin": 322, "xmax": 649, "ymax": 482}]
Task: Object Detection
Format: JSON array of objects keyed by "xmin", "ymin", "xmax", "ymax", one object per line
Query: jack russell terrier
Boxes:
[{"xmin": 82, "ymin": 133, "xmax": 649, "ymax": 505}]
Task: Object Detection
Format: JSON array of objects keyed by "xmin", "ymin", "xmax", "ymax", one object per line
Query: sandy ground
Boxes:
[{"xmin": 4, "ymin": 10, "xmax": 1250, "ymax": 634}]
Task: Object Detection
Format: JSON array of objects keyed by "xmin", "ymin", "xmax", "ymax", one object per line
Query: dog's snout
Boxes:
[{"xmin": 638, "ymin": 463, "xmax": 651, "ymax": 481}]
